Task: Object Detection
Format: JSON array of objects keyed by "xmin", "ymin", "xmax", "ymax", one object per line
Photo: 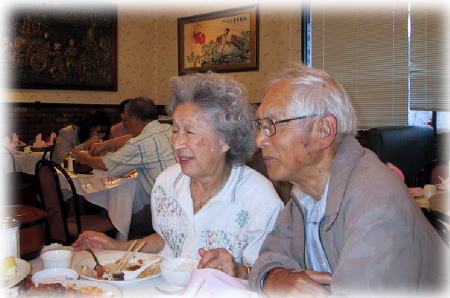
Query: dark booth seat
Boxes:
[{"xmin": 367, "ymin": 126, "xmax": 435, "ymax": 187}]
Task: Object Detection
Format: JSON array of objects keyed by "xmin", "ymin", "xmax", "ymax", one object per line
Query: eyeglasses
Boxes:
[{"xmin": 253, "ymin": 114, "xmax": 318, "ymax": 137}]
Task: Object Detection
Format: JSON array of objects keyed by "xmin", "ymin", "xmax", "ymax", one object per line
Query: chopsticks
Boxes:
[{"xmin": 114, "ymin": 240, "xmax": 146, "ymax": 272}]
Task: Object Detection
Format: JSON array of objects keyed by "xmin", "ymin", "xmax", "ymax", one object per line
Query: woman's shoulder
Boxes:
[{"xmin": 155, "ymin": 163, "xmax": 183, "ymax": 184}]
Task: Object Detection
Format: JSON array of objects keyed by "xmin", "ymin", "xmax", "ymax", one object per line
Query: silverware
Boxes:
[{"xmin": 86, "ymin": 248, "xmax": 103, "ymax": 271}]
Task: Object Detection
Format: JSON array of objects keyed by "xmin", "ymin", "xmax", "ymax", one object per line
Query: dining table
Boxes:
[
  {"xmin": 58, "ymin": 169, "xmax": 139, "ymax": 241},
  {"xmin": 13, "ymin": 151, "xmax": 47, "ymax": 175},
  {"xmin": 21, "ymin": 247, "xmax": 257, "ymax": 298},
  {"xmin": 27, "ymin": 248, "xmax": 165, "ymax": 297}
]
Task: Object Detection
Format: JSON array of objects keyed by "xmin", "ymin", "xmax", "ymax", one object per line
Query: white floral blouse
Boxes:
[{"xmin": 151, "ymin": 163, "xmax": 283, "ymax": 265}]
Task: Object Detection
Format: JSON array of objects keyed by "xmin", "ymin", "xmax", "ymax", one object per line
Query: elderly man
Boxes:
[
  {"xmin": 72, "ymin": 97, "xmax": 176, "ymax": 236},
  {"xmin": 248, "ymin": 66, "xmax": 447, "ymax": 296}
]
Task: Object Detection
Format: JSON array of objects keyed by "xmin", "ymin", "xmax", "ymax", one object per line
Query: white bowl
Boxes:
[
  {"xmin": 40, "ymin": 249, "xmax": 73, "ymax": 269},
  {"xmin": 32, "ymin": 268, "xmax": 79, "ymax": 285},
  {"xmin": 160, "ymin": 258, "xmax": 198, "ymax": 287}
]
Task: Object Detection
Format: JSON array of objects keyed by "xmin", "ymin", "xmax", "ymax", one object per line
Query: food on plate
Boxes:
[
  {"xmin": 81, "ymin": 257, "xmax": 161, "ymax": 281},
  {"xmin": 17, "ymin": 276, "xmax": 107, "ymax": 297},
  {"xmin": 0, "ymin": 256, "xmax": 17, "ymax": 280}
]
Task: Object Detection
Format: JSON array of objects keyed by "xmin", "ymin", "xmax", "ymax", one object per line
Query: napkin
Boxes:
[
  {"xmin": 32, "ymin": 133, "xmax": 47, "ymax": 147},
  {"xmin": 181, "ymin": 269, "xmax": 258, "ymax": 298},
  {"xmin": 46, "ymin": 132, "xmax": 57, "ymax": 146},
  {"xmin": 387, "ymin": 162, "xmax": 404, "ymax": 181}
]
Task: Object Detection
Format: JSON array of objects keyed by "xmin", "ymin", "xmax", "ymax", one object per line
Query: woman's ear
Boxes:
[{"xmin": 318, "ymin": 114, "xmax": 337, "ymax": 150}]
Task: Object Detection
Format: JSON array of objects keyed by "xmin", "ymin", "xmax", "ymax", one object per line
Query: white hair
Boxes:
[{"xmin": 271, "ymin": 65, "xmax": 357, "ymax": 143}]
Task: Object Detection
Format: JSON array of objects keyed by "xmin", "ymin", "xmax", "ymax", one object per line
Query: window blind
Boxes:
[
  {"xmin": 309, "ymin": 4, "xmax": 409, "ymax": 129},
  {"xmin": 409, "ymin": 3, "xmax": 449, "ymax": 111}
]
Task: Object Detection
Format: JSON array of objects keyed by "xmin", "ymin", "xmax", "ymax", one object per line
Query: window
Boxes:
[{"xmin": 304, "ymin": 1, "xmax": 448, "ymax": 130}]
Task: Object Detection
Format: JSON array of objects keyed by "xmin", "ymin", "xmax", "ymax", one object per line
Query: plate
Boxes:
[
  {"xmin": 58, "ymin": 280, "xmax": 121, "ymax": 297},
  {"xmin": 435, "ymin": 183, "xmax": 448, "ymax": 191},
  {"xmin": 32, "ymin": 268, "xmax": 79, "ymax": 284},
  {"xmin": 1, "ymin": 258, "xmax": 30, "ymax": 288},
  {"xmin": 73, "ymin": 251, "xmax": 162, "ymax": 286},
  {"xmin": 409, "ymin": 187, "xmax": 424, "ymax": 198}
]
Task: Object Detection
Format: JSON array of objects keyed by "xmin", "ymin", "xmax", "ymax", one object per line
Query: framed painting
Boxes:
[
  {"xmin": 177, "ymin": 5, "xmax": 259, "ymax": 75},
  {"xmin": 7, "ymin": 5, "xmax": 117, "ymax": 91}
]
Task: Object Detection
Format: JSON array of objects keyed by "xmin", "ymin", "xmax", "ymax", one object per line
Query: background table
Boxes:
[
  {"xmin": 58, "ymin": 170, "xmax": 138, "ymax": 240},
  {"xmin": 14, "ymin": 151, "xmax": 46, "ymax": 175}
]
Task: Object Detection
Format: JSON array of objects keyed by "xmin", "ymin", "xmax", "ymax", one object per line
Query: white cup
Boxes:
[
  {"xmin": 40, "ymin": 249, "xmax": 73, "ymax": 269},
  {"xmin": 423, "ymin": 184, "xmax": 436, "ymax": 199}
]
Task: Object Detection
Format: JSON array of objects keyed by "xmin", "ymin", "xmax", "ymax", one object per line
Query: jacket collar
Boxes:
[{"xmin": 321, "ymin": 135, "xmax": 364, "ymax": 230}]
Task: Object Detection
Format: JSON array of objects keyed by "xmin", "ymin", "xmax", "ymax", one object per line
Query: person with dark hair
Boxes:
[
  {"xmin": 52, "ymin": 110, "xmax": 111, "ymax": 164},
  {"xmin": 72, "ymin": 96, "xmax": 176, "ymax": 218},
  {"xmin": 110, "ymin": 99, "xmax": 131, "ymax": 139}
]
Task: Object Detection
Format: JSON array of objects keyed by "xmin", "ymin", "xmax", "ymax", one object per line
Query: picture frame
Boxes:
[
  {"xmin": 7, "ymin": 5, "xmax": 117, "ymax": 91},
  {"xmin": 177, "ymin": 5, "xmax": 259, "ymax": 75}
]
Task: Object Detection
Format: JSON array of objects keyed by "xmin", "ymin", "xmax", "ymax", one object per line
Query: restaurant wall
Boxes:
[{"xmin": 4, "ymin": 2, "xmax": 302, "ymax": 105}]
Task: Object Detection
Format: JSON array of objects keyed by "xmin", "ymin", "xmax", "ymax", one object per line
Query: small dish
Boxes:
[
  {"xmin": 160, "ymin": 257, "xmax": 198, "ymax": 288},
  {"xmin": 40, "ymin": 249, "xmax": 73, "ymax": 269},
  {"xmin": 32, "ymin": 268, "xmax": 79, "ymax": 285}
]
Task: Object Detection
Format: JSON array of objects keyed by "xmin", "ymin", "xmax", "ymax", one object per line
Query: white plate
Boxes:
[
  {"xmin": 32, "ymin": 268, "xmax": 79, "ymax": 284},
  {"xmin": 1, "ymin": 258, "xmax": 30, "ymax": 288},
  {"xmin": 59, "ymin": 279, "xmax": 122, "ymax": 297},
  {"xmin": 73, "ymin": 251, "xmax": 162, "ymax": 286}
]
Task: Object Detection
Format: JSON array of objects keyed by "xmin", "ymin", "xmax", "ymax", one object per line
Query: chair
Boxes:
[
  {"xmin": 41, "ymin": 145, "xmax": 54, "ymax": 161},
  {"xmin": 35, "ymin": 159, "xmax": 116, "ymax": 244},
  {"xmin": 421, "ymin": 207, "xmax": 449, "ymax": 247},
  {"xmin": 1, "ymin": 145, "xmax": 38, "ymax": 207},
  {"xmin": 367, "ymin": 126, "xmax": 435, "ymax": 187}
]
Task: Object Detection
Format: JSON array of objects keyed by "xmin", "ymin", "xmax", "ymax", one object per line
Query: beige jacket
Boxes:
[{"xmin": 249, "ymin": 136, "xmax": 447, "ymax": 296}]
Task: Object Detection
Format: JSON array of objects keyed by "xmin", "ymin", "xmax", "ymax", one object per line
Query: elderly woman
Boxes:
[
  {"xmin": 73, "ymin": 72, "xmax": 283, "ymax": 279},
  {"xmin": 52, "ymin": 110, "xmax": 111, "ymax": 164}
]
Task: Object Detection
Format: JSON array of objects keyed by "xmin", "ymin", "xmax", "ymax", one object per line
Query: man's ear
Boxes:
[
  {"xmin": 219, "ymin": 139, "xmax": 231, "ymax": 153},
  {"xmin": 318, "ymin": 114, "xmax": 337, "ymax": 150}
]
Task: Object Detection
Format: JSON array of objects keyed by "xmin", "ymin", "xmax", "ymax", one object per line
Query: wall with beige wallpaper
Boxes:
[{"xmin": 5, "ymin": 2, "xmax": 302, "ymax": 105}]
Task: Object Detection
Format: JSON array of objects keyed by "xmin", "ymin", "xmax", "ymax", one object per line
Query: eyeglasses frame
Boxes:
[{"xmin": 254, "ymin": 114, "xmax": 319, "ymax": 137}]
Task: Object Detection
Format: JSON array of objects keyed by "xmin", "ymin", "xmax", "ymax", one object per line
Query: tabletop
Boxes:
[
  {"xmin": 13, "ymin": 151, "xmax": 46, "ymax": 175},
  {"xmin": 28, "ymin": 249, "xmax": 168, "ymax": 297},
  {"xmin": 58, "ymin": 169, "xmax": 139, "ymax": 240},
  {"xmin": 26, "ymin": 248, "xmax": 257, "ymax": 298}
]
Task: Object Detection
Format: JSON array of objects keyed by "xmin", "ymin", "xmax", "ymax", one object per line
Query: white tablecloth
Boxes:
[
  {"xmin": 14, "ymin": 152, "xmax": 45, "ymax": 175},
  {"xmin": 58, "ymin": 170, "xmax": 138, "ymax": 240}
]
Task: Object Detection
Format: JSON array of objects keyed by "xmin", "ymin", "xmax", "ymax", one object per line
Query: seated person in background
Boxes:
[
  {"xmin": 73, "ymin": 72, "xmax": 284, "ymax": 280},
  {"xmin": 110, "ymin": 98, "xmax": 131, "ymax": 139},
  {"xmin": 52, "ymin": 110, "xmax": 111, "ymax": 164},
  {"xmin": 248, "ymin": 65, "xmax": 447, "ymax": 296},
  {"xmin": 71, "ymin": 97, "xmax": 176, "ymax": 218}
]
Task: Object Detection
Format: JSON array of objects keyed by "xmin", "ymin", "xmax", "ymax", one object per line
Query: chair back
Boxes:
[
  {"xmin": 41, "ymin": 146, "xmax": 54, "ymax": 161},
  {"xmin": 35, "ymin": 160, "xmax": 82, "ymax": 244},
  {"xmin": 421, "ymin": 207, "xmax": 449, "ymax": 247}
]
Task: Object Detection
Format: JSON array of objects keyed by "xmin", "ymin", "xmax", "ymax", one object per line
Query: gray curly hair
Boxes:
[{"xmin": 167, "ymin": 72, "xmax": 257, "ymax": 166}]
